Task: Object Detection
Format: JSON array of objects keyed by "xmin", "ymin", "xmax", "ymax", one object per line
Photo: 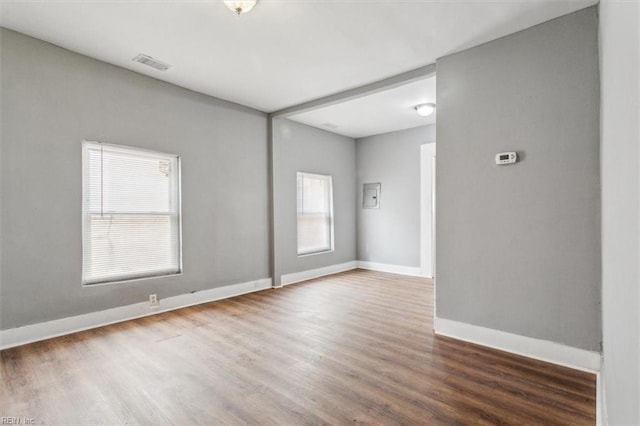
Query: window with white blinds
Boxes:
[
  {"xmin": 82, "ymin": 141, "xmax": 181, "ymax": 285},
  {"xmin": 296, "ymin": 172, "xmax": 334, "ymax": 256}
]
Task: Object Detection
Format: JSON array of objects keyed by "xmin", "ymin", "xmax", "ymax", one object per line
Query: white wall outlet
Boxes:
[{"xmin": 149, "ymin": 293, "xmax": 159, "ymax": 307}]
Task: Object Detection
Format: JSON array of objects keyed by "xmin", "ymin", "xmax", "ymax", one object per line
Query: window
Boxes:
[
  {"xmin": 82, "ymin": 141, "xmax": 181, "ymax": 285},
  {"xmin": 297, "ymin": 172, "xmax": 334, "ymax": 255}
]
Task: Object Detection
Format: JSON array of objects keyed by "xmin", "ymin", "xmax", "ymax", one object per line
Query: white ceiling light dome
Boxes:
[
  {"xmin": 415, "ymin": 103, "xmax": 436, "ymax": 117},
  {"xmin": 224, "ymin": 1, "xmax": 258, "ymax": 15}
]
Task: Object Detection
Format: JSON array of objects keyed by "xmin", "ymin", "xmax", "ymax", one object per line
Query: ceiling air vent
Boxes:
[{"xmin": 132, "ymin": 54, "xmax": 171, "ymax": 71}]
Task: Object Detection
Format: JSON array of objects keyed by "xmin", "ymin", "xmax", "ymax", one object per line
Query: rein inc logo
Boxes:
[{"xmin": 1, "ymin": 418, "xmax": 35, "ymax": 425}]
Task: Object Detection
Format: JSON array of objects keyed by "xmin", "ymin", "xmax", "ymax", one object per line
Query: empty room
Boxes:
[{"xmin": 0, "ymin": 0, "xmax": 638, "ymax": 424}]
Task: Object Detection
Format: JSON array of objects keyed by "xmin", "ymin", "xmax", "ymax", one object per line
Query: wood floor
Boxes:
[{"xmin": 1, "ymin": 269, "xmax": 595, "ymax": 425}]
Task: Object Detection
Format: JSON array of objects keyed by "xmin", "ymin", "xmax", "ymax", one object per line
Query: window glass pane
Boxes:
[
  {"xmin": 84, "ymin": 215, "xmax": 180, "ymax": 282},
  {"xmin": 86, "ymin": 147, "xmax": 176, "ymax": 214},
  {"xmin": 297, "ymin": 172, "xmax": 333, "ymax": 255},
  {"xmin": 82, "ymin": 141, "xmax": 181, "ymax": 284}
]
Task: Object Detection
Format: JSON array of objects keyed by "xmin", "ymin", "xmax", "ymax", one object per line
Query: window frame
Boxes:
[
  {"xmin": 81, "ymin": 140, "xmax": 183, "ymax": 286},
  {"xmin": 296, "ymin": 171, "xmax": 335, "ymax": 257}
]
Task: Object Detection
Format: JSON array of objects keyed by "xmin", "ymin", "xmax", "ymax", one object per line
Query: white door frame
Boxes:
[{"xmin": 420, "ymin": 143, "xmax": 436, "ymax": 278}]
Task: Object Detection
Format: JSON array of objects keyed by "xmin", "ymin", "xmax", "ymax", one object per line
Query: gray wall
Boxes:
[
  {"xmin": 599, "ymin": 0, "xmax": 640, "ymax": 423},
  {"xmin": 356, "ymin": 125, "xmax": 435, "ymax": 267},
  {"xmin": 435, "ymin": 7, "xmax": 601, "ymax": 351},
  {"xmin": 272, "ymin": 118, "xmax": 356, "ymax": 283},
  {"xmin": 0, "ymin": 29, "xmax": 270, "ymax": 330}
]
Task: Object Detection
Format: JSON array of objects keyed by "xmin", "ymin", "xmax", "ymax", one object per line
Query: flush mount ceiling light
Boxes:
[
  {"xmin": 415, "ymin": 103, "xmax": 436, "ymax": 117},
  {"xmin": 224, "ymin": 0, "xmax": 257, "ymax": 15}
]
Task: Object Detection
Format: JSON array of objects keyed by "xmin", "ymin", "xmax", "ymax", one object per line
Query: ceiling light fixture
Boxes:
[
  {"xmin": 415, "ymin": 103, "xmax": 436, "ymax": 117},
  {"xmin": 224, "ymin": 0, "xmax": 257, "ymax": 15}
]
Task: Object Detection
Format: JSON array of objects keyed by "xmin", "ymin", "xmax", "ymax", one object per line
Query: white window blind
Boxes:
[
  {"xmin": 82, "ymin": 141, "xmax": 181, "ymax": 285},
  {"xmin": 297, "ymin": 172, "xmax": 334, "ymax": 255}
]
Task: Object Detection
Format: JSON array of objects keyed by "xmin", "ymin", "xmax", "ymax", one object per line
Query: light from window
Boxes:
[
  {"xmin": 82, "ymin": 141, "xmax": 181, "ymax": 285},
  {"xmin": 297, "ymin": 172, "xmax": 334, "ymax": 255}
]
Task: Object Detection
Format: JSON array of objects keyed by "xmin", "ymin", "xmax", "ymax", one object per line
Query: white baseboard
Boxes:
[
  {"xmin": 357, "ymin": 261, "xmax": 423, "ymax": 277},
  {"xmin": 597, "ymin": 365, "xmax": 607, "ymax": 426},
  {"xmin": 434, "ymin": 317, "xmax": 601, "ymax": 373},
  {"xmin": 279, "ymin": 260, "xmax": 425, "ymax": 287},
  {"xmin": 281, "ymin": 261, "xmax": 358, "ymax": 286},
  {"xmin": 0, "ymin": 278, "xmax": 272, "ymax": 350}
]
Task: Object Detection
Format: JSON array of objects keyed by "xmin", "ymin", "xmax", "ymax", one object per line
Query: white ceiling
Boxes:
[
  {"xmin": 288, "ymin": 76, "xmax": 436, "ymax": 139},
  {"xmin": 0, "ymin": 0, "xmax": 597, "ymax": 137}
]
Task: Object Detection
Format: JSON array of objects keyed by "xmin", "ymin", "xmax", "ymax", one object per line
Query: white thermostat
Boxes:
[{"xmin": 495, "ymin": 152, "xmax": 517, "ymax": 165}]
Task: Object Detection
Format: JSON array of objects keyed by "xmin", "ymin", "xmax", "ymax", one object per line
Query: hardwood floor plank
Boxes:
[{"xmin": 1, "ymin": 269, "xmax": 595, "ymax": 425}]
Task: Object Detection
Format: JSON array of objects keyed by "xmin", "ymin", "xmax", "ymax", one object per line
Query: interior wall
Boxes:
[
  {"xmin": 599, "ymin": 0, "xmax": 640, "ymax": 423},
  {"xmin": 0, "ymin": 29, "xmax": 270, "ymax": 330},
  {"xmin": 356, "ymin": 125, "xmax": 435, "ymax": 268},
  {"xmin": 0, "ymin": 29, "xmax": 4, "ymax": 333},
  {"xmin": 272, "ymin": 118, "xmax": 356, "ymax": 283},
  {"xmin": 435, "ymin": 7, "xmax": 601, "ymax": 351}
]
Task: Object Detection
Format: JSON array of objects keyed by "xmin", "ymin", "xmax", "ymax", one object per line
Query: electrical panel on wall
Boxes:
[{"xmin": 363, "ymin": 183, "xmax": 381, "ymax": 208}]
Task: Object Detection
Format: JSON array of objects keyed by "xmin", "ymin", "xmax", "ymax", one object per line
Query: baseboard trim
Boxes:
[
  {"xmin": 280, "ymin": 261, "xmax": 424, "ymax": 286},
  {"xmin": 434, "ymin": 317, "xmax": 601, "ymax": 373},
  {"xmin": 596, "ymin": 364, "xmax": 607, "ymax": 425},
  {"xmin": 281, "ymin": 261, "xmax": 358, "ymax": 286},
  {"xmin": 357, "ymin": 261, "xmax": 423, "ymax": 277},
  {"xmin": 0, "ymin": 278, "xmax": 272, "ymax": 350}
]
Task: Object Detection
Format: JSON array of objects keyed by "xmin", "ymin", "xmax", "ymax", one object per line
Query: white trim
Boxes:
[
  {"xmin": 434, "ymin": 317, "xmax": 601, "ymax": 373},
  {"xmin": 281, "ymin": 261, "xmax": 357, "ymax": 286},
  {"xmin": 357, "ymin": 261, "xmax": 423, "ymax": 277},
  {"xmin": 597, "ymin": 364, "xmax": 608, "ymax": 426},
  {"xmin": 420, "ymin": 143, "xmax": 436, "ymax": 278},
  {"xmin": 596, "ymin": 371, "xmax": 603, "ymax": 425},
  {"xmin": 0, "ymin": 278, "xmax": 272, "ymax": 350}
]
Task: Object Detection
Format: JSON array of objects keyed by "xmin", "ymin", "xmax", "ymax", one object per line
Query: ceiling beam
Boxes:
[{"xmin": 270, "ymin": 63, "xmax": 436, "ymax": 118}]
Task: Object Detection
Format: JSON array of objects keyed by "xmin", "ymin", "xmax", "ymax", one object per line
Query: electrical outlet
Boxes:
[{"xmin": 149, "ymin": 293, "xmax": 159, "ymax": 307}]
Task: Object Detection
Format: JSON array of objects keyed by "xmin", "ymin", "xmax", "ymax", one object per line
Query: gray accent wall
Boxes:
[
  {"xmin": 435, "ymin": 7, "xmax": 601, "ymax": 351},
  {"xmin": 0, "ymin": 29, "xmax": 270, "ymax": 330},
  {"xmin": 599, "ymin": 0, "xmax": 640, "ymax": 423},
  {"xmin": 272, "ymin": 118, "xmax": 356, "ymax": 282},
  {"xmin": 356, "ymin": 125, "xmax": 435, "ymax": 267}
]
